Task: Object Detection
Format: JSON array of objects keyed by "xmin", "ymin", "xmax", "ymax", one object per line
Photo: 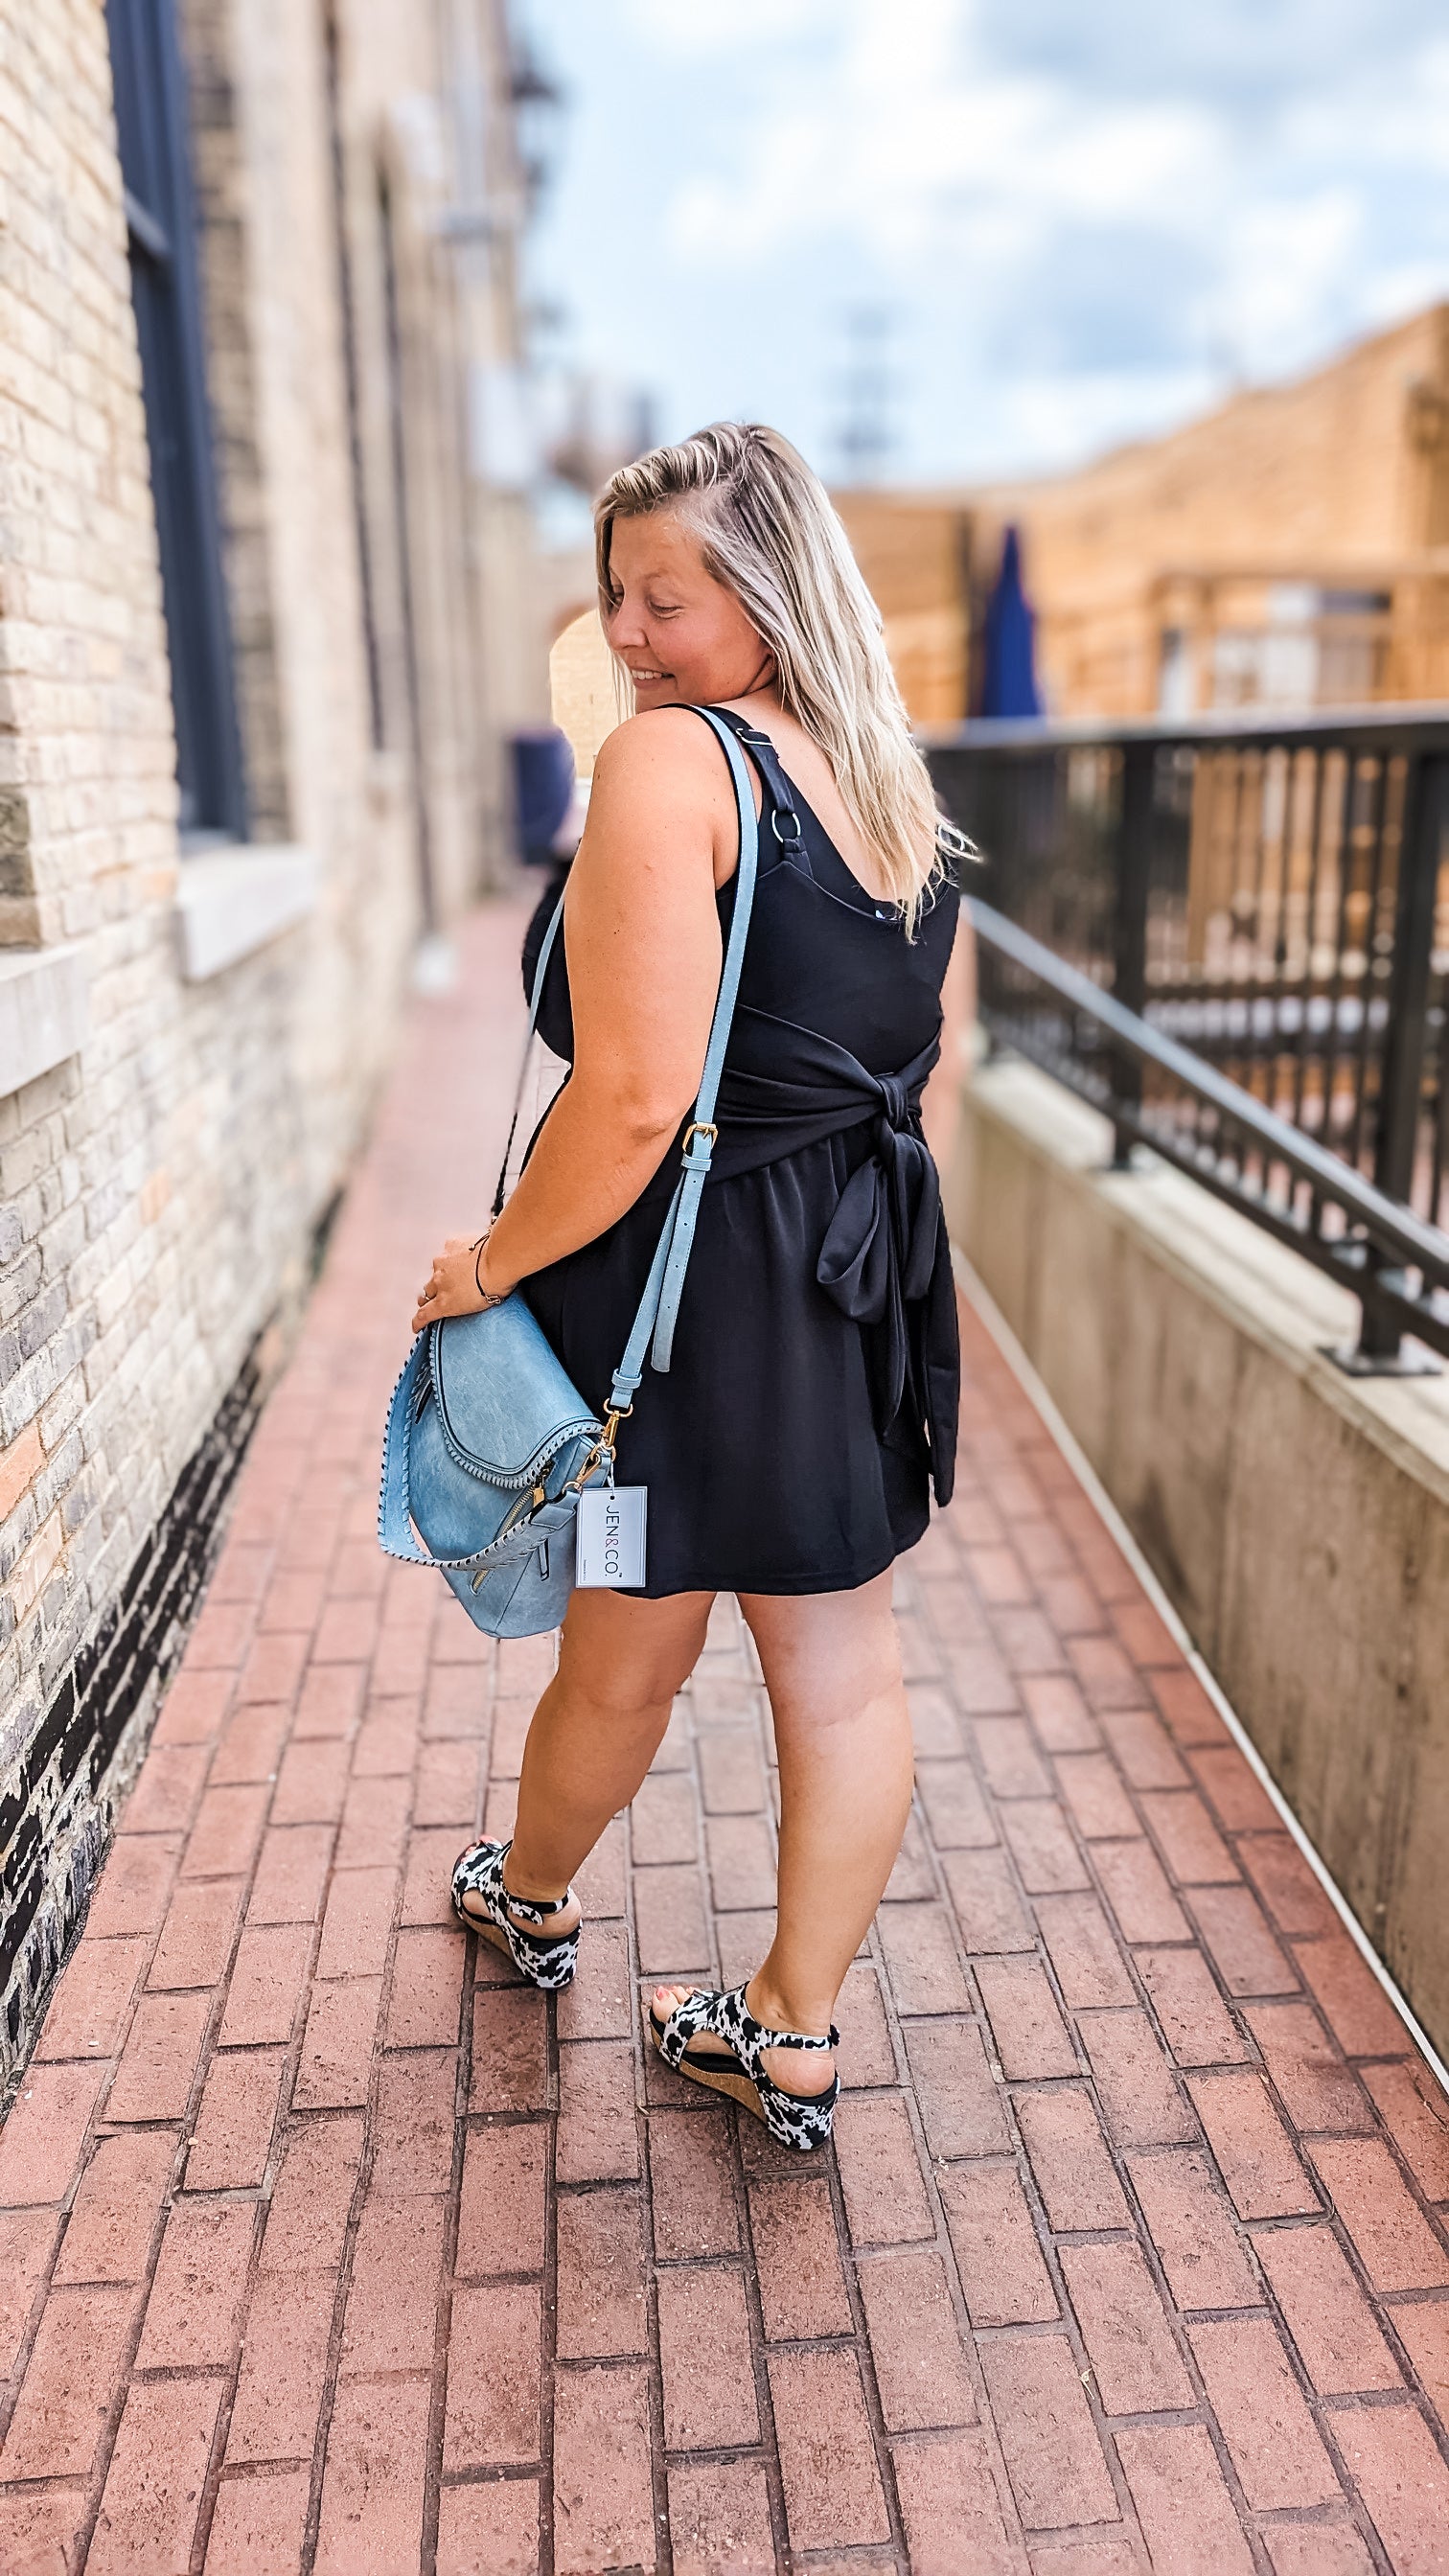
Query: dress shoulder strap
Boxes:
[{"xmin": 693, "ymin": 705, "xmax": 815, "ymax": 884}]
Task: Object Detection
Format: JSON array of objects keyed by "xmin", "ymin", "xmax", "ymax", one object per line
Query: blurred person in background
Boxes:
[
  {"xmin": 510, "ymin": 722, "xmax": 586, "ymax": 955},
  {"xmin": 415, "ymin": 425, "xmax": 971, "ymax": 2153}
]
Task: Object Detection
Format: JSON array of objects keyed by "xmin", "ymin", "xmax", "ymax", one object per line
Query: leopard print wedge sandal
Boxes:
[
  {"xmin": 449, "ymin": 1836, "xmax": 580, "ymax": 1990},
  {"xmin": 650, "ymin": 1982, "xmax": 840, "ymax": 2153}
]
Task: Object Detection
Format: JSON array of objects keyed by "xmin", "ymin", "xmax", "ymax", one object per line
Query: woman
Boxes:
[{"xmin": 412, "ymin": 423, "xmax": 968, "ymax": 2153}]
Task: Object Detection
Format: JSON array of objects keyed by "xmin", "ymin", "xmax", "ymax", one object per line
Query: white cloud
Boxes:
[
  {"xmin": 521, "ymin": 0, "xmax": 1449, "ymax": 481},
  {"xmin": 620, "ymin": 0, "xmax": 836, "ymax": 56},
  {"xmin": 1360, "ymin": 261, "xmax": 1449, "ymax": 334},
  {"xmin": 994, "ymin": 364, "xmax": 1221, "ymax": 472},
  {"xmin": 1202, "ymin": 194, "xmax": 1365, "ymax": 379}
]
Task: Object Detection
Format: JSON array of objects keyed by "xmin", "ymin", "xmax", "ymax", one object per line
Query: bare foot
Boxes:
[{"xmin": 652, "ymin": 1981, "xmax": 837, "ymax": 2098}]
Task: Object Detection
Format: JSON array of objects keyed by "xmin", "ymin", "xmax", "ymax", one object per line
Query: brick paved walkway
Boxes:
[{"xmin": 3, "ymin": 903, "xmax": 1449, "ymax": 2576}]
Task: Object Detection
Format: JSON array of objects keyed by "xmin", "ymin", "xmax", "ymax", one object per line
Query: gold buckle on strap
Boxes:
[
  {"xmin": 564, "ymin": 1402, "xmax": 632, "ymax": 1495},
  {"xmin": 681, "ymin": 1121, "xmax": 717, "ymax": 1162}
]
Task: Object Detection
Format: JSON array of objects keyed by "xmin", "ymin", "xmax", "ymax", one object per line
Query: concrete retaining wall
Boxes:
[{"xmin": 945, "ymin": 1058, "xmax": 1449, "ymax": 2058}]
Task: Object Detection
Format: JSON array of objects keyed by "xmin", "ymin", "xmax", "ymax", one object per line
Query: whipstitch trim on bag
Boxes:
[
  {"xmin": 378, "ymin": 1338, "xmax": 516, "ymax": 1572},
  {"xmin": 428, "ymin": 1356, "xmax": 600, "ymax": 1493}
]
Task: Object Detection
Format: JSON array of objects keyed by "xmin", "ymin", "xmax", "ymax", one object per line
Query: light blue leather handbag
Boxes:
[{"xmin": 377, "ymin": 709, "xmax": 758, "ymax": 1637}]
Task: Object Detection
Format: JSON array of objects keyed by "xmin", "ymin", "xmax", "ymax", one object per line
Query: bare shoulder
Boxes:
[
  {"xmin": 590, "ymin": 707, "xmax": 730, "ymax": 805},
  {"xmin": 573, "ymin": 709, "xmax": 736, "ymax": 909}
]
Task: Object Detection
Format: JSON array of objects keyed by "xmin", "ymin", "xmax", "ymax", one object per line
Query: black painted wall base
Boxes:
[{"xmin": 0, "ymin": 1325, "xmax": 270, "ymax": 2096}]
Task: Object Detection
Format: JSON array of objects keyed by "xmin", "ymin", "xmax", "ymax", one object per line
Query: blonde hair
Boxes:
[{"xmin": 594, "ymin": 422, "xmax": 949, "ymax": 928}]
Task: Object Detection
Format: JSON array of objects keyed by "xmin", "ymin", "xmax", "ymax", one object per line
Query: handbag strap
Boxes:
[
  {"xmin": 494, "ymin": 706, "xmax": 758, "ymax": 1414},
  {"xmin": 492, "ymin": 891, "xmax": 567, "ymax": 1219},
  {"xmin": 605, "ymin": 705, "xmax": 758, "ymax": 1414},
  {"xmin": 380, "ymin": 711, "xmax": 757, "ymax": 1566},
  {"xmin": 466, "ymin": 707, "xmax": 757, "ymax": 1469},
  {"xmin": 491, "ymin": 699, "xmax": 758, "ymax": 1215}
]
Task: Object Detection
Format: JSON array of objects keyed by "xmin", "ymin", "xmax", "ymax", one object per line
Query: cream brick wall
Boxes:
[{"xmin": 0, "ymin": 0, "xmax": 544, "ymax": 2080}]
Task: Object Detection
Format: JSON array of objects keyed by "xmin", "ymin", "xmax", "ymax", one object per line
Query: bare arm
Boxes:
[
  {"xmin": 411, "ymin": 710, "xmax": 736, "ymax": 1330},
  {"xmin": 920, "ymin": 899, "xmax": 976, "ymax": 1170}
]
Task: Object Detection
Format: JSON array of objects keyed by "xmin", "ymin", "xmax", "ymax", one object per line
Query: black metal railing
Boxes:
[{"xmin": 924, "ymin": 709, "xmax": 1449, "ymax": 1370}]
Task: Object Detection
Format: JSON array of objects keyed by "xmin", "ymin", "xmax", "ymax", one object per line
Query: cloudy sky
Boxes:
[{"xmin": 518, "ymin": 0, "xmax": 1449, "ymax": 495}]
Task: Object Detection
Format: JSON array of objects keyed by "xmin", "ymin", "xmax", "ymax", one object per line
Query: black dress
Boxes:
[{"xmin": 520, "ymin": 709, "xmax": 960, "ymax": 1598}]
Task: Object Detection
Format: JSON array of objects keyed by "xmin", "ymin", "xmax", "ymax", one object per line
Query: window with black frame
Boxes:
[{"xmin": 105, "ymin": 0, "xmax": 246, "ymax": 841}]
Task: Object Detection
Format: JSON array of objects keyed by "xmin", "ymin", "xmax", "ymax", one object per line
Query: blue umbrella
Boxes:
[{"xmin": 978, "ymin": 524, "xmax": 1043, "ymax": 719}]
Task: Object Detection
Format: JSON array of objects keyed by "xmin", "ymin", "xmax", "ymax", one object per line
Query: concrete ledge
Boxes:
[
  {"xmin": 946, "ymin": 1056, "xmax": 1449, "ymax": 2055},
  {"xmin": 0, "ymin": 945, "xmax": 88, "ymax": 1098},
  {"xmin": 174, "ymin": 843, "xmax": 318, "ymax": 981}
]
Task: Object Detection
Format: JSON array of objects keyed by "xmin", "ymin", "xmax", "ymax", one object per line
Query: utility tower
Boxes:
[{"xmin": 835, "ymin": 304, "xmax": 895, "ymax": 486}]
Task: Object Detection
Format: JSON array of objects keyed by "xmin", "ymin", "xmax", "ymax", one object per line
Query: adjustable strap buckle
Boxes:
[{"xmin": 680, "ymin": 1120, "xmax": 717, "ymax": 1171}]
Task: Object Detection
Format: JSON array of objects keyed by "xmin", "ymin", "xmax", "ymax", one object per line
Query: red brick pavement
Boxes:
[{"xmin": 3, "ymin": 902, "xmax": 1449, "ymax": 2574}]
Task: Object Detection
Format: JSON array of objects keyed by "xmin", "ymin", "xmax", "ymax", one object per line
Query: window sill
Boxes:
[
  {"xmin": 174, "ymin": 843, "xmax": 318, "ymax": 981},
  {"xmin": 0, "ymin": 945, "xmax": 89, "ymax": 1100}
]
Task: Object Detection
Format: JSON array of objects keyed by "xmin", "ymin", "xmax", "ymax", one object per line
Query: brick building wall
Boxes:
[
  {"xmin": 0, "ymin": 0, "xmax": 544, "ymax": 2086},
  {"xmin": 968, "ymin": 305, "xmax": 1449, "ymax": 719},
  {"xmin": 834, "ymin": 493, "xmax": 976, "ymax": 726}
]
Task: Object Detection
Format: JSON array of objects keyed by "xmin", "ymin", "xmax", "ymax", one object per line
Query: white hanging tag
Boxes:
[{"xmin": 575, "ymin": 1484, "xmax": 648, "ymax": 1587}]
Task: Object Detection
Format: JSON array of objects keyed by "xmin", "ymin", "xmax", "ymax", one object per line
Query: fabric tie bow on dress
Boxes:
[
  {"xmin": 706, "ymin": 1008, "xmax": 959, "ymax": 1505},
  {"xmin": 815, "ymin": 1064, "xmax": 944, "ymax": 1435}
]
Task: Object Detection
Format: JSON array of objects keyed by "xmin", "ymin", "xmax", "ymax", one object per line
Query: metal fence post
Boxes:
[
  {"xmin": 1110, "ymin": 741, "xmax": 1155, "ymax": 1167},
  {"xmin": 1346, "ymin": 749, "xmax": 1449, "ymax": 1368}
]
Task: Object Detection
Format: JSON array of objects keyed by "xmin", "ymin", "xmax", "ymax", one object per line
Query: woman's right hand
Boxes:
[{"xmin": 410, "ymin": 1232, "xmax": 508, "ymax": 1333}]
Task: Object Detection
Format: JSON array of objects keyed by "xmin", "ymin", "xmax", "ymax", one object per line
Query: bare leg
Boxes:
[
  {"xmin": 457, "ymin": 1586, "xmax": 713, "ymax": 1936},
  {"xmin": 655, "ymin": 1568, "xmax": 913, "ymax": 2096}
]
